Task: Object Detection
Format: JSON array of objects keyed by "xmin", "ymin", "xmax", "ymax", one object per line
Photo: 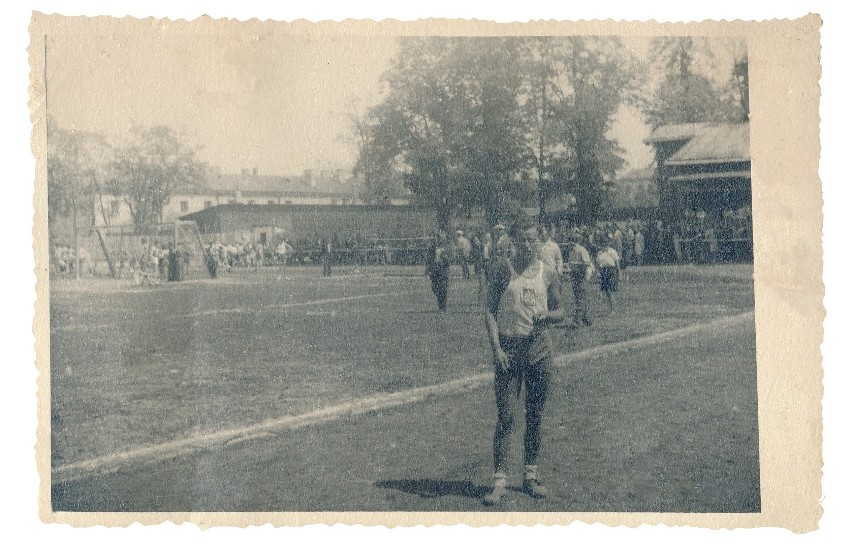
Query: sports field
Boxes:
[{"xmin": 49, "ymin": 263, "xmax": 760, "ymax": 512}]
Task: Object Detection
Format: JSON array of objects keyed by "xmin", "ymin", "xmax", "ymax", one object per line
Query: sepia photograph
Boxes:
[{"xmin": 27, "ymin": 8, "xmax": 827, "ymax": 533}]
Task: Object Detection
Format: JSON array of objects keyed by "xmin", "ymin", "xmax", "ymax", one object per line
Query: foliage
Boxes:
[
  {"xmin": 108, "ymin": 125, "xmax": 208, "ymax": 230},
  {"xmin": 359, "ymin": 36, "xmax": 641, "ymax": 228},
  {"xmin": 642, "ymin": 37, "xmax": 745, "ymax": 129},
  {"xmin": 46, "ymin": 118, "xmax": 111, "ymax": 225}
]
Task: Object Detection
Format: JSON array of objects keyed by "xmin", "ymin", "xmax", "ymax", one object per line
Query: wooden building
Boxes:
[{"xmin": 645, "ymin": 122, "xmax": 751, "ymax": 223}]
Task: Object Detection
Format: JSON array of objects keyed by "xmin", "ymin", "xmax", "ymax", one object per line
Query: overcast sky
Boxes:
[
  {"xmin": 45, "ymin": 23, "xmax": 744, "ymax": 178},
  {"xmin": 47, "ymin": 26, "xmax": 398, "ymax": 176}
]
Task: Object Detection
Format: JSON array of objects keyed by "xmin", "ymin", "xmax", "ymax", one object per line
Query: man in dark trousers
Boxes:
[
  {"xmin": 322, "ymin": 238, "xmax": 333, "ymax": 277},
  {"xmin": 426, "ymin": 232, "xmax": 452, "ymax": 312},
  {"xmin": 565, "ymin": 233, "xmax": 594, "ymax": 327},
  {"xmin": 482, "ymin": 217, "xmax": 565, "ymax": 506}
]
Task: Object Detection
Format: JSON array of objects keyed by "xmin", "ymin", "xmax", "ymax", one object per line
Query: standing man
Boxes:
[
  {"xmin": 482, "ymin": 217, "xmax": 565, "ymax": 506},
  {"xmin": 277, "ymin": 238, "xmax": 293, "ymax": 276},
  {"xmin": 595, "ymin": 240, "xmax": 621, "ymax": 315},
  {"xmin": 634, "ymin": 227, "xmax": 645, "ymax": 267},
  {"xmin": 454, "ymin": 229, "xmax": 472, "ymax": 280},
  {"xmin": 565, "ymin": 233, "xmax": 594, "ymax": 327},
  {"xmin": 491, "ymin": 224, "xmax": 512, "ymax": 259},
  {"xmin": 426, "ymin": 232, "xmax": 451, "ymax": 312},
  {"xmin": 322, "ymin": 238, "xmax": 333, "ymax": 277},
  {"xmin": 538, "ymin": 225, "xmax": 564, "ymax": 277}
]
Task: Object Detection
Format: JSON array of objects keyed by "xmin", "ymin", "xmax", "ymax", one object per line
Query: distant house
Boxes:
[
  {"xmin": 94, "ymin": 167, "xmax": 411, "ymax": 227},
  {"xmin": 644, "ymin": 122, "xmax": 751, "ymax": 221}
]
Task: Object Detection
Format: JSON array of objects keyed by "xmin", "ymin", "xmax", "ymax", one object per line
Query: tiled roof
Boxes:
[{"xmin": 665, "ymin": 123, "xmax": 750, "ymax": 165}]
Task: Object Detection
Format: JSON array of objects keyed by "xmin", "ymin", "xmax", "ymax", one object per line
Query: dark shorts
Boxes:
[{"xmin": 599, "ymin": 266, "xmax": 618, "ymax": 292}]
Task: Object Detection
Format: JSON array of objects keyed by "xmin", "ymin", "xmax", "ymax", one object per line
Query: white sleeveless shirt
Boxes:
[{"xmin": 496, "ymin": 259, "xmax": 548, "ymax": 338}]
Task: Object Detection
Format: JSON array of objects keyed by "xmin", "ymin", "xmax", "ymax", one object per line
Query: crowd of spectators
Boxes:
[{"xmin": 54, "ymin": 206, "xmax": 754, "ymax": 282}]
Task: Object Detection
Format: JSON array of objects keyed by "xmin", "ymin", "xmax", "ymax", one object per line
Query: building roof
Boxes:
[
  {"xmin": 215, "ymin": 174, "xmax": 360, "ymax": 195},
  {"xmin": 664, "ymin": 123, "xmax": 750, "ymax": 165},
  {"xmin": 179, "ymin": 171, "xmax": 363, "ymax": 198},
  {"xmin": 643, "ymin": 123, "xmax": 710, "ymax": 144}
]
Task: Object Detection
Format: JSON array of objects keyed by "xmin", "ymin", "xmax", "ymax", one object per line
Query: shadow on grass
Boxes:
[{"xmin": 375, "ymin": 479, "xmax": 489, "ymax": 499}]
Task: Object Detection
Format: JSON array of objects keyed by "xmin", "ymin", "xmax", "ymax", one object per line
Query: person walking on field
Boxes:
[
  {"xmin": 482, "ymin": 217, "xmax": 565, "ymax": 506},
  {"xmin": 321, "ymin": 238, "xmax": 333, "ymax": 277},
  {"xmin": 634, "ymin": 228, "xmax": 645, "ymax": 267},
  {"xmin": 277, "ymin": 238, "xmax": 293, "ymax": 276},
  {"xmin": 454, "ymin": 229, "xmax": 472, "ymax": 280},
  {"xmin": 426, "ymin": 232, "xmax": 452, "ymax": 312},
  {"xmin": 566, "ymin": 233, "xmax": 594, "ymax": 327},
  {"xmin": 538, "ymin": 225, "xmax": 564, "ymax": 277},
  {"xmin": 595, "ymin": 240, "xmax": 621, "ymax": 315}
]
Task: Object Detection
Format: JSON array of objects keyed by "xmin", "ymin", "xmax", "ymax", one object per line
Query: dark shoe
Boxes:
[{"xmin": 522, "ymin": 478, "xmax": 547, "ymax": 499}]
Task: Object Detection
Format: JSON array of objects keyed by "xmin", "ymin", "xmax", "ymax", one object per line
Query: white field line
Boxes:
[
  {"xmin": 51, "ymin": 293, "xmax": 393, "ymax": 333},
  {"xmin": 52, "ymin": 311, "xmax": 754, "ymax": 484}
]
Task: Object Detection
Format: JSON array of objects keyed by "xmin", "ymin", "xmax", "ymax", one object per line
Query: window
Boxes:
[
  {"xmin": 285, "ymin": 200, "xmax": 292, "ymax": 205},
  {"xmin": 228, "ymin": 199, "xmax": 237, "ymax": 204},
  {"xmin": 204, "ymin": 200, "xmax": 212, "ymax": 209},
  {"xmin": 109, "ymin": 200, "xmax": 120, "ymax": 216},
  {"xmin": 248, "ymin": 200, "xmax": 256, "ymax": 205},
  {"xmin": 268, "ymin": 200, "xmax": 275, "ymax": 205},
  {"xmin": 180, "ymin": 201, "xmax": 189, "ymax": 212}
]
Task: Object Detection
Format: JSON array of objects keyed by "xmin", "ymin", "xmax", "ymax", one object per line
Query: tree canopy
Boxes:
[
  {"xmin": 48, "ymin": 120, "xmax": 208, "ymax": 233},
  {"xmin": 642, "ymin": 37, "xmax": 746, "ymax": 129},
  {"xmin": 107, "ymin": 125, "xmax": 208, "ymax": 230},
  {"xmin": 358, "ymin": 36, "xmax": 641, "ymax": 228}
]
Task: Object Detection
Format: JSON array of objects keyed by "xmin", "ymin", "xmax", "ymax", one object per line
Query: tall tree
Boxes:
[
  {"xmin": 108, "ymin": 125, "xmax": 208, "ymax": 231},
  {"xmin": 643, "ymin": 37, "xmax": 745, "ymax": 129},
  {"xmin": 443, "ymin": 38, "xmax": 531, "ymax": 227},
  {"xmin": 47, "ymin": 118, "xmax": 116, "ymax": 276},
  {"xmin": 47, "ymin": 118, "xmax": 111, "ymax": 227},
  {"xmin": 365, "ymin": 38, "xmax": 533, "ymax": 230},
  {"xmin": 348, "ymin": 104, "xmax": 408, "ymax": 205},
  {"xmin": 536, "ymin": 37, "xmax": 642, "ymax": 224},
  {"xmin": 367, "ymin": 38, "xmax": 456, "ymax": 230},
  {"xmin": 362, "ymin": 36, "xmax": 639, "ymax": 229}
]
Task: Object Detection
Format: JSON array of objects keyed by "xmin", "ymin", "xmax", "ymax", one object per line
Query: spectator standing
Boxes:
[
  {"xmin": 425, "ymin": 232, "xmax": 452, "ymax": 312},
  {"xmin": 322, "ymin": 238, "xmax": 333, "ymax": 277},
  {"xmin": 595, "ymin": 241, "xmax": 621, "ymax": 315},
  {"xmin": 634, "ymin": 228, "xmax": 645, "ymax": 267},
  {"xmin": 454, "ymin": 229, "xmax": 472, "ymax": 280},
  {"xmin": 277, "ymin": 239, "xmax": 293, "ymax": 276},
  {"xmin": 565, "ymin": 234, "xmax": 594, "ymax": 327}
]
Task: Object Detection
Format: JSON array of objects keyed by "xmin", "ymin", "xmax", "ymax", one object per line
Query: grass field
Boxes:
[{"xmin": 49, "ymin": 263, "xmax": 759, "ymax": 512}]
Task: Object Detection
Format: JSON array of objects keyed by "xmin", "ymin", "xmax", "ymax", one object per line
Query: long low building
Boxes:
[
  {"xmin": 94, "ymin": 167, "xmax": 411, "ymax": 228},
  {"xmin": 179, "ymin": 203, "xmax": 436, "ymax": 245}
]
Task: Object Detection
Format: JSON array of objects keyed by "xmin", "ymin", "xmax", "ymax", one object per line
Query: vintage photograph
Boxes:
[{"xmin": 31, "ymin": 14, "xmax": 822, "ymax": 528}]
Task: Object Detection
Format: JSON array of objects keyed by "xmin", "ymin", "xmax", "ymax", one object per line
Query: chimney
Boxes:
[
  {"xmin": 304, "ymin": 169, "xmax": 315, "ymax": 187},
  {"xmin": 252, "ymin": 167, "xmax": 258, "ymax": 176}
]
